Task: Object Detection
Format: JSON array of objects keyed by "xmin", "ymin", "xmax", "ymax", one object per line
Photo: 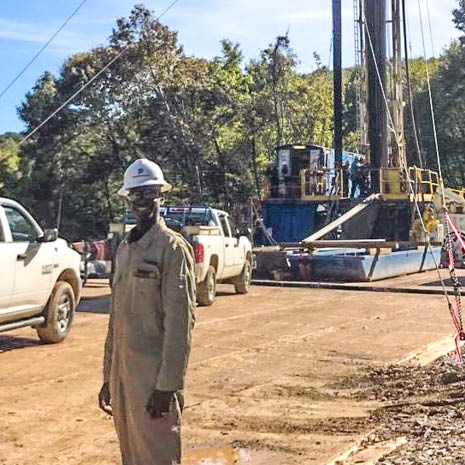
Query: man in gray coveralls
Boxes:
[{"xmin": 99, "ymin": 158, "xmax": 196, "ymax": 465}]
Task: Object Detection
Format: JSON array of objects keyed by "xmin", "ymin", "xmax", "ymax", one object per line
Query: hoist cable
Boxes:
[
  {"xmin": 401, "ymin": 0, "xmax": 424, "ymax": 168},
  {"xmin": 362, "ymin": 0, "xmax": 465, "ymax": 358},
  {"xmin": 361, "ymin": 7, "xmax": 451, "ymax": 311},
  {"xmin": 425, "ymin": 0, "xmax": 436, "ymax": 59},
  {"xmin": 418, "ymin": 0, "xmax": 465, "ymax": 350},
  {"xmin": 417, "ymin": 0, "xmax": 444, "ymax": 187}
]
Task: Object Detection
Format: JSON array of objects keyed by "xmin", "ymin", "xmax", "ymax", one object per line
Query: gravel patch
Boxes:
[{"xmin": 335, "ymin": 356, "xmax": 465, "ymax": 464}]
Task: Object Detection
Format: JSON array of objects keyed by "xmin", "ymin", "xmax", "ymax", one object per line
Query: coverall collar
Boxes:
[{"xmin": 131, "ymin": 217, "xmax": 168, "ymax": 249}]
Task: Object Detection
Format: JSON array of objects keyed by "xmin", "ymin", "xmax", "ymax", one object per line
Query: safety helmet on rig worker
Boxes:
[{"xmin": 118, "ymin": 158, "xmax": 172, "ymax": 197}]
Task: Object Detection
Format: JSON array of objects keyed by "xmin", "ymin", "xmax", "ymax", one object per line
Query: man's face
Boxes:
[{"xmin": 126, "ymin": 186, "xmax": 162, "ymax": 222}]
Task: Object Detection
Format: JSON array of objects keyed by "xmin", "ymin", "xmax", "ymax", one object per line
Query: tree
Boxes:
[
  {"xmin": 10, "ymin": 3, "xmax": 409, "ymax": 240},
  {"xmin": 0, "ymin": 134, "xmax": 21, "ymax": 196},
  {"xmin": 412, "ymin": 42, "xmax": 465, "ymax": 187},
  {"xmin": 453, "ymin": 0, "xmax": 465, "ymax": 43}
]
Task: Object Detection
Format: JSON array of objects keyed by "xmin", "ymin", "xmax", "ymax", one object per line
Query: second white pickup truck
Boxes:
[{"xmin": 162, "ymin": 206, "xmax": 253, "ymax": 306}]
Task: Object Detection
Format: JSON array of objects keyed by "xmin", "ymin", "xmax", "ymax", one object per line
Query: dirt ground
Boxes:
[
  {"xmin": 0, "ymin": 279, "xmax": 462, "ymax": 464},
  {"xmin": 332, "ymin": 359, "xmax": 465, "ymax": 464}
]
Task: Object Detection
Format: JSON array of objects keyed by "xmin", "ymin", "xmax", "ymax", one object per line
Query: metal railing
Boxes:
[
  {"xmin": 406, "ymin": 166, "xmax": 440, "ymax": 200},
  {"xmin": 265, "ymin": 165, "xmax": 443, "ymax": 202}
]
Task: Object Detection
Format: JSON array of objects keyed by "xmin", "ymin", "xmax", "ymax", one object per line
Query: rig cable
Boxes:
[
  {"xmin": 401, "ymin": 0, "xmax": 424, "ymax": 168},
  {"xmin": 418, "ymin": 0, "xmax": 465, "ymax": 356},
  {"xmin": 417, "ymin": 0, "xmax": 443, "ymax": 184},
  {"xmin": 361, "ymin": 7, "xmax": 449, "ymax": 297},
  {"xmin": 363, "ymin": 3, "xmax": 464, "ymax": 360}
]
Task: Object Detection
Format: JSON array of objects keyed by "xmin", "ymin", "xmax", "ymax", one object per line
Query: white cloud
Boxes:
[
  {"xmin": 0, "ymin": 17, "xmax": 108, "ymax": 54},
  {"xmin": 0, "ymin": 18, "xmax": 51, "ymax": 44},
  {"xmin": 286, "ymin": 8, "xmax": 352, "ymax": 21}
]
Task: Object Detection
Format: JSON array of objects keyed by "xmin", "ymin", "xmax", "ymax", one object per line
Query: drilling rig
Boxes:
[{"xmin": 256, "ymin": 0, "xmax": 465, "ymax": 281}]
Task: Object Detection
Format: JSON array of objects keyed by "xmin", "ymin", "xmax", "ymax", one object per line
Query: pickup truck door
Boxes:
[
  {"xmin": 3, "ymin": 205, "xmax": 54, "ymax": 314},
  {"xmin": 0, "ymin": 208, "xmax": 15, "ymax": 310},
  {"xmin": 226, "ymin": 217, "xmax": 246, "ymax": 268},
  {"xmin": 218, "ymin": 213, "xmax": 236, "ymax": 277}
]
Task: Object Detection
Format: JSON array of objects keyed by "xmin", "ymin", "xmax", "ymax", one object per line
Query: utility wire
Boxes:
[
  {"xmin": 19, "ymin": 0, "xmax": 180, "ymax": 146},
  {"xmin": 0, "ymin": 0, "xmax": 88, "ymax": 102}
]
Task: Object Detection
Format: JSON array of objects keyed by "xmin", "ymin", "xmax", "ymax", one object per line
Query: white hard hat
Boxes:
[{"xmin": 118, "ymin": 158, "xmax": 172, "ymax": 196}]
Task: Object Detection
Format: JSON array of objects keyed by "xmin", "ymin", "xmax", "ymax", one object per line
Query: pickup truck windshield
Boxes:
[{"xmin": 161, "ymin": 206, "xmax": 216, "ymax": 227}]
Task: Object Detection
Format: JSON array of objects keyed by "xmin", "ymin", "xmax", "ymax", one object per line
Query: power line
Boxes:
[
  {"xmin": 0, "ymin": 0, "xmax": 88, "ymax": 102},
  {"xmin": 19, "ymin": 0, "xmax": 180, "ymax": 146}
]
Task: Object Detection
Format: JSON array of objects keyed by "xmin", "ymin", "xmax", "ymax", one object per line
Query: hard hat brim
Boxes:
[{"xmin": 118, "ymin": 179, "xmax": 172, "ymax": 197}]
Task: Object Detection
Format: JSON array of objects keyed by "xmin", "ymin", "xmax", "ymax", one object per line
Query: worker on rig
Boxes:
[{"xmin": 99, "ymin": 158, "xmax": 196, "ymax": 465}]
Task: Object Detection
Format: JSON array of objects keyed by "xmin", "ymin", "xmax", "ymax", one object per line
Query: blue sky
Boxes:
[{"xmin": 0, "ymin": 0, "xmax": 461, "ymax": 134}]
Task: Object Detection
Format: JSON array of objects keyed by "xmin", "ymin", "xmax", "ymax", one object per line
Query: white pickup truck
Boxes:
[
  {"xmin": 162, "ymin": 206, "xmax": 253, "ymax": 306},
  {"xmin": 0, "ymin": 198, "xmax": 81, "ymax": 342}
]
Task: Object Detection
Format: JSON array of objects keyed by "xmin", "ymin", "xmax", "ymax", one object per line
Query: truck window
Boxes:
[
  {"xmin": 4, "ymin": 206, "xmax": 37, "ymax": 242},
  {"xmin": 161, "ymin": 207, "xmax": 216, "ymax": 228},
  {"xmin": 228, "ymin": 217, "xmax": 237, "ymax": 236},
  {"xmin": 218, "ymin": 215, "xmax": 231, "ymax": 237},
  {"xmin": 0, "ymin": 218, "xmax": 4, "ymax": 241}
]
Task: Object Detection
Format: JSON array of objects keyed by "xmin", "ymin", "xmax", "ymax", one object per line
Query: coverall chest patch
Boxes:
[
  {"xmin": 134, "ymin": 268, "xmax": 159, "ymax": 279},
  {"xmin": 132, "ymin": 263, "xmax": 161, "ymax": 279}
]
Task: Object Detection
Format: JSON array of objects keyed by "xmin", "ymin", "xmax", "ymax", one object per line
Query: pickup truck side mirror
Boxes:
[{"xmin": 38, "ymin": 228, "xmax": 58, "ymax": 243}]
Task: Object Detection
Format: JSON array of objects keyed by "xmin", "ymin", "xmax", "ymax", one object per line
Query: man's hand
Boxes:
[
  {"xmin": 146, "ymin": 390, "xmax": 174, "ymax": 418},
  {"xmin": 98, "ymin": 383, "xmax": 113, "ymax": 416}
]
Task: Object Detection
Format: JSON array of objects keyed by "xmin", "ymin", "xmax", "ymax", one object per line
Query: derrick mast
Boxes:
[
  {"xmin": 390, "ymin": 0, "xmax": 405, "ymax": 167},
  {"xmin": 353, "ymin": 0, "xmax": 369, "ymax": 157},
  {"xmin": 333, "ymin": 0, "xmax": 343, "ymax": 169},
  {"xmin": 364, "ymin": 0, "xmax": 388, "ymax": 192}
]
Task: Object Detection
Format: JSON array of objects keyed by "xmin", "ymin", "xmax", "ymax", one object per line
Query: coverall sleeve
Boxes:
[
  {"xmin": 156, "ymin": 242, "xmax": 196, "ymax": 392},
  {"xmin": 103, "ymin": 246, "xmax": 120, "ymax": 384},
  {"xmin": 103, "ymin": 293, "xmax": 115, "ymax": 384}
]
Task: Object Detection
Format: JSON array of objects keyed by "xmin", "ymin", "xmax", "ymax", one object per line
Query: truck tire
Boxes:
[
  {"xmin": 37, "ymin": 281, "xmax": 75, "ymax": 343},
  {"xmin": 234, "ymin": 260, "xmax": 251, "ymax": 294},
  {"xmin": 197, "ymin": 266, "xmax": 216, "ymax": 306}
]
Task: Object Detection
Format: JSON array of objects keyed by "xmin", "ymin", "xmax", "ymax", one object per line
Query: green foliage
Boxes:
[
  {"xmin": 453, "ymin": 0, "xmax": 465, "ymax": 43},
  {"xmin": 4, "ymin": 3, "xmax": 464, "ymax": 240},
  {"xmin": 411, "ymin": 41, "xmax": 465, "ymax": 187},
  {"xmin": 0, "ymin": 134, "xmax": 21, "ymax": 196}
]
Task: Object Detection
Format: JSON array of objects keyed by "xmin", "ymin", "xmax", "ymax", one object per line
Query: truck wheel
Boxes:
[
  {"xmin": 37, "ymin": 281, "xmax": 75, "ymax": 343},
  {"xmin": 197, "ymin": 266, "xmax": 216, "ymax": 306},
  {"xmin": 234, "ymin": 260, "xmax": 251, "ymax": 294}
]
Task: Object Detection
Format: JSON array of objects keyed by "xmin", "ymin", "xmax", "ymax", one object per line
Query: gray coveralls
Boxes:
[{"xmin": 103, "ymin": 218, "xmax": 196, "ymax": 465}]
